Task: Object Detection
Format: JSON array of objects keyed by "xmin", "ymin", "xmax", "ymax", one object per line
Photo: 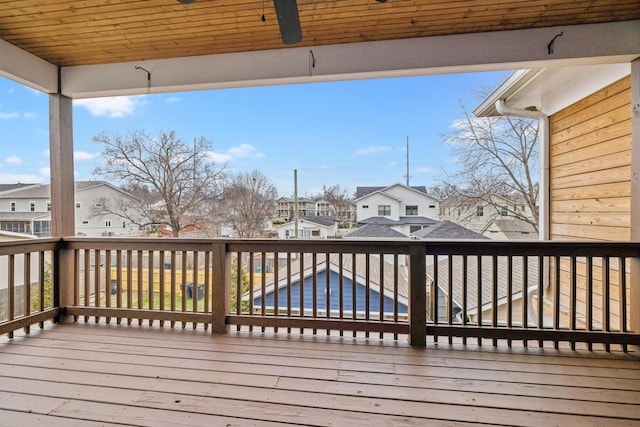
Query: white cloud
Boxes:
[
  {"xmin": 23, "ymin": 112, "xmax": 37, "ymax": 119},
  {"xmin": 227, "ymin": 144, "xmax": 264, "ymax": 159},
  {"xmin": 74, "ymin": 151, "xmax": 99, "ymax": 160},
  {"xmin": 207, "ymin": 144, "xmax": 264, "ymax": 163},
  {"xmin": 205, "ymin": 152, "xmax": 233, "ymax": 162},
  {"xmin": 166, "ymin": 96, "xmax": 181, "ymax": 104},
  {"xmin": 4, "ymin": 155, "xmax": 22, "ymax": 164},
  {"xmin": 75, "ymin": 96, "xmax": 141, "ymax": 118},
  {"xmin": 0, "ymin": 173, "xmax": 45, "ymax": 184},
  {"xmin": 39, "ymin": 167, "xmax": 50, "ymax": 177},
  {"xmin": 42, "ymin": 149, "xmax": 50, "ymax": 157},
  {"xmin": 0, "ymin": 112, "xmax": 20, "ymax": 119},
  {"xmin": 356, "ymin": 146, "xmax": 392, "ymax": 155}
]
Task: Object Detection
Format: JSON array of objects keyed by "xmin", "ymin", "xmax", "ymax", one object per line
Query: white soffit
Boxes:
[{"xmin": 474, "ymin": 63, "xmax": 632, "ymax": 117}]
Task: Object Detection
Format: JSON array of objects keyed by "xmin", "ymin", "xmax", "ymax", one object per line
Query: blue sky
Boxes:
[{"xmin": 0, "ymin": 70, "xmax": 510, "ymax": 197}]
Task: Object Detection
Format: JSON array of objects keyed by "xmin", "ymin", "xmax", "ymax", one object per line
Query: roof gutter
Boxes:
[{"xmin": 495, "ymin": 99, "xmax": 549, "ymax": 242}]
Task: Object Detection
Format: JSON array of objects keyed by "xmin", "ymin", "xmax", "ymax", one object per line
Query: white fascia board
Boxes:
[
  {"xmin": 61, "ymin": 20, "xmax": 640, "ymax": 99},
  {"xmin": 474, "ymin": 63, "xmax": 632, "ymax": 116},
  {"xmin": 0, "ymin": 40, "xmax": 58, "ymax": 93}
]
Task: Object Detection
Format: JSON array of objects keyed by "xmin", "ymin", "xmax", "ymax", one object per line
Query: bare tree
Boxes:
[
  {"xmin": 222, "ymin": 170, "xmax": 277, "ymax": 238},
  {"xmin": 92, "ymin": 130, "xmax": 226, "ymax": 237},
  {"xmin": 439, "ymin": 103, "xmax": 539, "ymax": 231},
  {"xmin": 319, "ymin": 184, "xmax": 353, "ymax": 227}
]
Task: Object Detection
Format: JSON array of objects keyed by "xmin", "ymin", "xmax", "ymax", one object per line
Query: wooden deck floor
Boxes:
[{"xmin": 0, "ymin": 323, "xmax": 638, "ymax": 426}]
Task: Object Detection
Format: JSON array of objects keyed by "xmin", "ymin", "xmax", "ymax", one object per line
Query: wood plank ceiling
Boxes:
[{"xmin": 1, "ymin": 0, "xmax": 639, "ymax": 68}]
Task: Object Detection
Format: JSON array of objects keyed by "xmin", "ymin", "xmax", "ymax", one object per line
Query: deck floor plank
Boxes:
[{"xmin": 0, "ymin": 323, "xmax": 638, "ymax": 426}]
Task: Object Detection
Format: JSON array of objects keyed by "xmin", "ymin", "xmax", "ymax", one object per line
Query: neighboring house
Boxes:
[
  {"xmin": 0, "ymin": 181, "xmax": 142, "ymax": 238},
  {"xmin": 274, "ymin": 197, "xmax": 317, "ymax": 221},
  {"xmin": 0, "ymin": 183, "xmax": 52, "ymax": 237},
  {"xmin": 248, "ymin": 253, "xmax": 409, "ymax": 319},
  {"xmin": 276, "ymin": 216, "xmax": 338, "ymax": 239},
  {"xmin": 481, "ymin": 218, "xmax": 537, "ymax": 240},
  {"xmin": 74, "ymin": 181, "xmax": 142, "ymax": 237},
  {"xmin": 474, "ymin": 63, "xmax": 634, "ymax": 330},
  {"xmin": 439, "ymin": 194, "xmax": 537, "ymax": 236},
  {"xmin": 274, "ymin": 197, "xmax": 354, "ymax": 226},
  {"xmin": 354, "ymin": 183, "xmax": 439, "ymax": 233}
]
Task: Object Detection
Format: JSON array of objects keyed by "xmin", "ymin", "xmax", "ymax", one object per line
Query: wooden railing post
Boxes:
[
  {"xmin": 409, "ymin": 243, "xmax": 427, "ymax": 347},
  {"xmin": 630, "ymin": 59, "xmax": 639, "ymax": 339},
  {"xmin": 211, "ymin": 242, "xmax": 231, "ymax": 334},
  {"xmin": 54, "ymin": 243, "xmax": 75, "ymax": 324}
]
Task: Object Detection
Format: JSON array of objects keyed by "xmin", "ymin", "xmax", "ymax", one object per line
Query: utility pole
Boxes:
[
  {"xmin": 294, "ymin": 169, "xmax": 299, "ymax": 238},
  {"xmin": 404, "ymin": 136, "xmax": 410, "ymax": 186}
]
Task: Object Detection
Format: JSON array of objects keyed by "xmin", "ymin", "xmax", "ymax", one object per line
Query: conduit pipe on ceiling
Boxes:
[{"xmin": 495, "ymin": 99, "xmax": 550, "ymax": 325}]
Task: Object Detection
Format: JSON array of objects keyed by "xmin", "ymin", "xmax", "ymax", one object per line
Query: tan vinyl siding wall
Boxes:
[
  {"xmin": 549, "ymin": 76, "xmax": 632, "ymax": 241},
  {"xmin": 547, "ymin": 76, "xmax": 632, "ymax": 331}
]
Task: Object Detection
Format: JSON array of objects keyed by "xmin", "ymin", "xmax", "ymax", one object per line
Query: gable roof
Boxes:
[
  {"xmin": 344, "ymin": 224, "xmax": 409, "ymax": 239},
  {"xmin": 0, "ymin": 183, "xmax": 39, "ymax": 194},
  {"xmin": 253, "ymin": 253, "xmax": 409, "ymax": 304},
  {"xmin": 413, "ymin": 220, "xmax": 489, "ymax": 240},
  {"xmin": 355, "ymin": 183, "xmax": 429, "ymax": 200},
  {"xmin": 0, "ymin": 183, "xmax": 49, "ymax": 198},
  {"xmin": 427, "ymin": 255, "xmax": 539, "ymax": 314},
  {"xmin": 296, "ymin": 216, "xmax": 337, "ymax": 227},
  {"xmin": 481, "ymin": 218, "xmax": 537, "ymax": 239}
]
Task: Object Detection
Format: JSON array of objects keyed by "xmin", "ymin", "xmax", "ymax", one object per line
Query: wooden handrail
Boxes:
[{"xmin": 2, "ymin": 237, "xmax": 638, "ymax": 351}]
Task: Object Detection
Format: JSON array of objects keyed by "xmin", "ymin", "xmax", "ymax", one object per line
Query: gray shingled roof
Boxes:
[
  {"xmin": 0, "ymin": 183, "xmax": 38, "ymax": 193},
  {"xmin": 0, "ymin": 184, "xmax": 49, "ymax": 198},
  {"xmin": 355, "ymin": 184, "xmax": 428, "ymax": 199},
  {"xmin": 427, "ymin": 255, "xmax": 539, "ymax": 313},
  {"xmin": 299, "ymin": 216, "xmax": 336, "ymax": 226},
  {"xmin": 398, "ymin": 216, "xmax": 438, "ymax": 225},
  {"xmin": 413, "ymin": 220, "xmax": 489, "ymax": 240},
  {"xmin": 357, "ymin": 216, "xmax": 399, "ymax": 225},
  {"xmin": 344, "ymin": 224, "xmax": 409, "ymax": 238}
]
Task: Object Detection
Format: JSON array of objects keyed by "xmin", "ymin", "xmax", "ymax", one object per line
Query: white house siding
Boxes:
[
  {"xmin": 356, "ymin": 184, "xmax": 439, "ymax": 222},
  {"xmin": 74, "ymin": 184, "xmax": 141, "ymax": 237}
]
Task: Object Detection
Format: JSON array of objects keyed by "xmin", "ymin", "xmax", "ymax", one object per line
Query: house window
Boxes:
[
  {"xmin": 378, "ymin": 205, "xmax": 391, "ymax": 216},
  {"xmin": 46, "ymin": 201, "xmax": 51, "ymax": 212},
  {"xmin": 362, "ymin": 205, "xmax": 369, "ymax": 209},
  {"xmin": 29, "ymin": 201, "xmax": 36, "ymax": 212},
  {"xmin": 410, "ymin": 225, "xmax": 421, "ymax": 233},
  {"xmin": 405, "ymin": 205, "xmax": 418, "ymax": 215},
  {"xmin": 82, "ymin": 220, "xmax": 89, "ymax": 225},
  {"xmin": 10, "ymin": 201, "xmax": 16, "ymax": 212},
  {"xmin": 501, "ymin": 205, "xmax": 508, "ymax": 216},
  {"xmin": 105, "ymin": 220, "xmax": 112, "ymax": 227},
  {"xmin": 122, "ymin": 221, "xmax": 126, "ymax": 228},
  {"xmin": 75, "ymin": 202, "xmax": 81, "ymax": 209},
  {"xmin": 477, "ymin": 205, "xmax": 484, "ymax": 217},
  {"xmin": 95, "ymin": 202, "xmax": 103, "ymax": 208},
  {"xmin": 428, "ymin": 204, "xmax": 436, "ymax": 209}
]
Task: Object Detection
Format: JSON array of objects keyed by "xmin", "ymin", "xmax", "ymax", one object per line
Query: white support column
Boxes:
[
  {"xmin": 49, "ymin": 93, "xmax": 75, "ymax": 237},
  {"xmin": 630, "ymin": 58, "xmax": 640, "ymax": 335},
  {"xmin": 49, "ymin": 93, "xmax": 75, "ymax": 321}
]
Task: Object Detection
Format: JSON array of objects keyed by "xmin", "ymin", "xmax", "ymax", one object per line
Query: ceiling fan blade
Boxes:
[{"xmin": 273, "ymin": 0, "xmax": 302, "ymax": 45}]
